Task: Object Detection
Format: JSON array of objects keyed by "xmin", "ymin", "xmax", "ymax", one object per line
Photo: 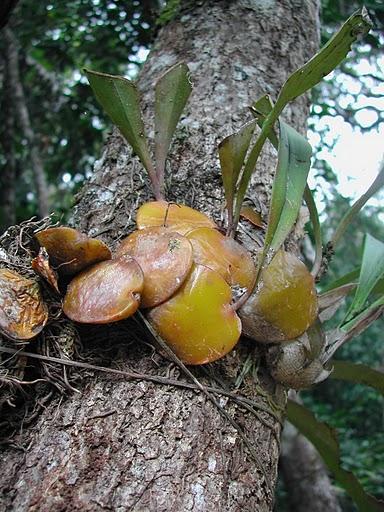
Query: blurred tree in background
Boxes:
[
  {"xmin": 0, "ymin": 0, "xmax": 159, "ymax": 227},
  {"xmin": 0, "ymin": 1, "xmax": 383, "ymax": 509}
]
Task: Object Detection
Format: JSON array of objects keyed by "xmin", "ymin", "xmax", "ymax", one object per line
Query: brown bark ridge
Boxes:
[
  {"xmin": 0, "ymin": 1, "xmax": 320, "ymax": 510},
  {"xmin": 3, "ymin": 27, "xmax": 50, "ymax": 219},
  {"xmin": 280, "ymin": 420, "xmax": 342, "ymax": 512}
]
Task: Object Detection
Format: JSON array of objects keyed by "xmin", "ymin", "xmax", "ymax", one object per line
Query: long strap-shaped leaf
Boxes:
[
  {"xmin": 321, "ymin": 268, "xmax": 360, "ymax": 293},
  {"xmin": 287, "ymin": 400, "xmax": 384, "ymax": 512},
  {"xmin": 155, "ymin": 63, "xmax": 192, "ymax": 192},
  {"xmin": 331, "ymin": 360, "xmax": 384, "ymax": 395},
  {"xmin": 218, "ymin": 120, "xmax": 257, "ymax": 233},
  {"xmin": 233, "ymin": 9, "xmax": 371, "ymax": 229},
  {"xmin": 248, "ymin": 98, "xmax": 312, "ymax": 264},
  {"xmin": 274, "ymin": 8, "xmax": 371, "ymax": 112},
  {"xmin": 265, "ymin": 121, "xmax": 312, "ymax": 255},
  {"xmin": 343, "ymin": 234, "xmax": 384, "ymax": 325},
  {"xmin": 341, "ymin": 294, "xmax": 384, "ymax": 333},
  {"xmin": 251, "ymin": 98, "xmax": 321, "ymax": 272},
  {"xmin": 250, "ymin": 94, "xmax": 278, "ymax": 148},
  {"xmin": 262, "ymin": 119, "xmax": 289, "ymax": 254},
  {"xmin": 85, "ymin": 68, "xmax": 161, "ymax": 200},
  {"xmin": 303, "ymin": 185, "xmax": 323, "ymax": 277}
]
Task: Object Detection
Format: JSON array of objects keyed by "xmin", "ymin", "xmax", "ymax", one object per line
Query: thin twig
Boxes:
[{"xmin": 0, "ymin": 345, "xmax": 281, "ymax": 422}]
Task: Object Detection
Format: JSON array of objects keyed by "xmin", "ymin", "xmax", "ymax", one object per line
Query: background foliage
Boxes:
[
  {"xmin": 306, "ymin": 2, "xmax": 384, "ymax": 507},
  {"xmin": 0, "ymin": 1, "xmax": 383, "ymax": 509},
  {"xmin": 0, "ymin": 0, "xmax": 157, "ymax": 224}
]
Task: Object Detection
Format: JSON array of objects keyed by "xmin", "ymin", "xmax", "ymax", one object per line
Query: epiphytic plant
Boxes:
[{"xmin": 1, "ymin": 8, "xmax": 383, "ymax": 510}]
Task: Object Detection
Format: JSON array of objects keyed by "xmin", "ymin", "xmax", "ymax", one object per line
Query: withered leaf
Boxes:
[
  {"xmin": 0, "ymin": 268, "xmax": 48, "ymax": 341},
  {"xmin": 31, "ymin": 247, "xmax": 60, "ymax": 293}
]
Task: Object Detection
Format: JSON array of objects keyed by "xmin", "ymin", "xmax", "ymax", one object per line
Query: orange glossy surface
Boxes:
[
  {"xmin": 63, "ymin": 256, "xmax": 144, "ymax": 323},
  {"xmin": 148, "ymin": 264, "xmax": 241, "ymax": 364},
  {"xmin": 0, "ymin": 268, "xmax": 48, "ymax": 340},
  {"xmin": 186, "ymin": 227, "xmax": 256, "ymax": 290},
  {"xmin": 136, "ymin": 201, "xmax": 216, "ymax": 235},
  {"xmin": 116, "ymin": 227, "xmax": 193, "ymax": 308},
  {"xmin": 240, "ymin": 250, "xmax": 318, "ymax": 341},
  {"xmin": 36, "ymin": 227, "xmax": 111, "ymax": 276}
]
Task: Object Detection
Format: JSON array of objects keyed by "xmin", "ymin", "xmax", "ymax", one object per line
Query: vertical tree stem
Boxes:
[{"xmin": 3, "ymin": 27, "xmax": 50, "ymax": 218}]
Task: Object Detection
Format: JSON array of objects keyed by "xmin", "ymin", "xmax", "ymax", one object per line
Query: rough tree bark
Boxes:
[
  {"xmin": 0, "ymin": 1, "xmax": 321, "ymax": 510},
  {"xmin": 3, "ymin": 27, "xmax": 50, "ymax": 219}
]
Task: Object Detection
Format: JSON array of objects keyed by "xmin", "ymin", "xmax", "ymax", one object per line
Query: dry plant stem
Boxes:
[
  {"xmin": 150, "ymin": 168, "xmax": 163, "ymax": 201},
  {"xmin": 163, "ymin": 202, "xmax": 180, "ymax": 227},
  {"xmin": 323, "ymin": 306, "xmax": 384, "ymax": 363}
]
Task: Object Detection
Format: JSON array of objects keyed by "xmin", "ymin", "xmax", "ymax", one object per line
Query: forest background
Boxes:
[{"xmin": 0, "ymin": 0, "xmax": 383, "ymax": 509}]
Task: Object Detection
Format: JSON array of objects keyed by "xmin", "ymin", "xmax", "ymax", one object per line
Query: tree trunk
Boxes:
[
  {"xmin": 3, "ymin": 27, "xmax": 50, "ymax": 219},
  {"xmin": 280, "ymin": 419, "xmax": 341, "ymax": 512},
  {"xmin": 0, "ymin": 1, "xmax": 320, "ymax": 510}
]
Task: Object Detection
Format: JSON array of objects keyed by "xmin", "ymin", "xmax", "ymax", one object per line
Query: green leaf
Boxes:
[
  {"xmin": 321, "ymin": 268, "xmax": 360, "ymax": 293},
  {"xmin": 341, "ymin": 294, "xmax": 384, "ymax": 333},
  {"xmin": 85, "ymin": 68, "xmax": 161, "ymax": 199},
  {"xmin": 372, "ymin": 278, "xmax": 384, "ymax": 296},
  {"xmin": 249, "ymin": 100, "xmax": 313, "ymax": 265},
  {"xmin": 232, "ymin": 96, "xmax": 277, "ymax": 228},
  {"xmin": 264, "ymin": 121, "xmax": 312, "ymax": 255},
  {"xmin": 331, "ymin": 165, "xmax": 384, "ymax": 247},
  {"xmin": 155, "ymin": 62, "xmax": 192, "ymax": 189},
  {"xmin": 219, "ymin": 120, "xmax": 256, "ymax": 229},
  {"xmin": 250, "ymin": 95, "xmax": 277, "ymax": 148},
  {"xmin": 233, "ymin": 10, "xmax": 371, "ymax": 230},
  {"xmin": 331, "ymin": 360, "xmax": 384, "ymax": 395},
  {"xmin": 250, "ymin": 101, "xmax": 320, "ymax": 276},
  {"xmin": 344, "ymin": 234, "xmax": 384, "ymax": 323},
  {"xmin": 274, "ymin": 9, "xmax": 372, "ymax": 113},
  {"xmin": 252, "ymin": 94, "xmax": 274, "ymax": 117},
  {"xmin": 262, "ymin": 120, "xmax": 289, "ymax": 252},
  {"xmin": 287, "ymin": 400, "xmax": 384, "ymax": 512},
  {"xmin": 303, "ymin": 185, "xmax": 323, "ymax": 277}
]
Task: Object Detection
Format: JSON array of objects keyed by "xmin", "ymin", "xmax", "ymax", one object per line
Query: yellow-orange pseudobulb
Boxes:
[
  {"xmin": 36, "ymin": 227, "xmax": 111, "ymax": 276},
  {"xmin": 115, "ymin": 227, "xmax": 193, "ymax": 307},
  {"xmin": 136, "ymin": 201, "xmax": 216, "ymax": 235},
  {"xmin": 63, "ymin": 256, "xmax": 143, "ymax": 323},
  {"xmin": 240, "ymin": 250, "xmax": 318, "ymax": 342},
  {"xmin": 148, "ymin": 264, "xmax": 241, "ymax": 364},
  {"xmin": 186, "ymin": 227, "xmax": 256, "ymax": 291}
]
